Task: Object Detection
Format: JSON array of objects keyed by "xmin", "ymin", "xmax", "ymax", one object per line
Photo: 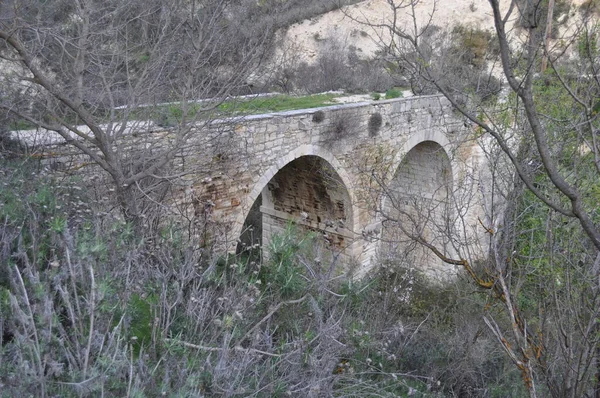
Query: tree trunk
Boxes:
[{"xmin": 541, "ymin": 0, "xmax": 555, "ymax": 73}]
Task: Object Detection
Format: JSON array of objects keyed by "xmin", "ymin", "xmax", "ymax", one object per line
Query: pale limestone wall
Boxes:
[
  {"xmin": 24, "ymin": 94, "xmax": 486, "ymax": 279},
  {"xmin": 171, "ymin": 95, "xmax": 484, "ymax": 278},
  {"xmin": 380, "ymin": 141, "xmax": 456, "ymax": 281}
]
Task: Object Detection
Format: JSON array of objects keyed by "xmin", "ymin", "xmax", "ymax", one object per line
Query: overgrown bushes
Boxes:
[
  {"xmin": 272, "ymin": 36, "xmax": 394, "ymax": 94},
  {"xmin": 451, "ymin": 25, "xmax": 496, "ymax": 68},
  {"xmin": 0, "ymin": 157, "xmax": 525, "ymax": 397}
]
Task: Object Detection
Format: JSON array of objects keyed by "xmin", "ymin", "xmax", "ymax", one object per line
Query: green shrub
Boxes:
[
  {"xmin": 385, "ymin": 87, "xmax": 402, "ymax": 99},
  {"xmin": 578, "ymin": 29, "xmax": 598, "ymax": 59},
  {"xmin": 259, "ymin": 223, "xmax": 315, "ymax": 299}
]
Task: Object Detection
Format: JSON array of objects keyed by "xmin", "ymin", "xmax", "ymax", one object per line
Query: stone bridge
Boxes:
[
  {"xmin": 18, "ymin": 94, "xmax": 485, "ymax": 279},
  {"xmin": 177, "ymin": 94, "xmax": 485, "ymax": 280}
]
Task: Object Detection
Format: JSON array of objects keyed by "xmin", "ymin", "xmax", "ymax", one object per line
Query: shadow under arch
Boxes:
[
  {"xmin": 392, "ymin": 130, "xmax": 453, "ymax": 172},
  {"xmin": 234, "ymin": 144, "xmax": 359, "ymax": 259},
  {"xmin": 380, "ymin": 130, "xmax": 454, "ymax": 218},
  {"xmin": 378, "ymin": 134, "xmax": 456, "ymax": 281}
]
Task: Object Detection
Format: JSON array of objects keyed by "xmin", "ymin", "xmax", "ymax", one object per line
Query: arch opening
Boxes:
[
  {"xmin": 380, "ymin": 141, "xmax": 454, "ymax": 280},
  {"xmin": 238, "ymin": 155, "xmax": 354, "ymax": 262}
]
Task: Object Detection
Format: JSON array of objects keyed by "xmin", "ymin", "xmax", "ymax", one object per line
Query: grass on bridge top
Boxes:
[
  {"xmin": 216, "ymin": 92, "xmax": 341, "ymax": 114},
  {"xmin": 7, "ymin": 93, "xmax": 344, "ymax": 131},
  {"xmin": 153, "ymin": 92, "xmax": 343, "ymax": 126}
]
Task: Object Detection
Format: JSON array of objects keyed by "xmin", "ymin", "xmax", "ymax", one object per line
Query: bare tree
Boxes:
[
  {"xmin": 0, "ymin": 0, "xmax": 270, "ymax": 230},
  {"xmin": 344, "ymin": 0, "xmax": 600, "ymax": 396}
]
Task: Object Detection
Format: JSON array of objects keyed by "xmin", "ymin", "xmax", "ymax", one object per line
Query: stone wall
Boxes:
[
  {"xmin": 174, "ymin": 95, "xmax": 483, "ymax": 278},
  {"xmin": 18, "ymin": 94, "xmax": 486, "ymax": 279}
]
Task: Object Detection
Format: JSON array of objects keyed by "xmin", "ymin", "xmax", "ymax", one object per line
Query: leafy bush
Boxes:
[
  {"xmin": 0, "ymin": 157, "xmax": 525, "ymax": 397},
  {"xmin": 385, "ymin": 87, "xmax": 403, "ymax": 99},
  {"xmin": 259, "ymin": 224, "xmax": 314, "ymax": 299}
]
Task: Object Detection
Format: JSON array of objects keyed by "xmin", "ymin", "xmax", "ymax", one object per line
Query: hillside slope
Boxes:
[
  {"xmin": 280, "ymin": 0, "xmax": 585, "ymax": 63},
  {"xmin": 281, "ymin": 0, "xmax": 503, "ymax": 61}
]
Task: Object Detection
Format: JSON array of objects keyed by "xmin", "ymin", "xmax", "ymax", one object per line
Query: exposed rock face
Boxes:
[{"xmin": 279, "ymin": 0, "xmax": 510, "ymax": 64}]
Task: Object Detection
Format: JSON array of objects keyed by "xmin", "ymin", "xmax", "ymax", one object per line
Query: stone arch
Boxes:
[
  {"xmin": 378, "ymin": 132, "xmax": 456, "ymax": 281},
  {"xmin": 392, "ymin": 129, "xmax": 452, "ymax": 171},
  {"xmin": 234, "ymin": 144, "xmax": 360, "ymax": 259},
  {"xmin": 381, "ymin": 130, "xmax": 454, "ymax": 216}
]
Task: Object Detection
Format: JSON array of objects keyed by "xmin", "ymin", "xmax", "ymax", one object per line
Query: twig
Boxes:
[
  {"xmin": 164, "ymin": 339, "xmax": 282, "ymax": 358},
  {"xmin": 237, "ymin": 295, "xmax": 307, "ymax": 345}
]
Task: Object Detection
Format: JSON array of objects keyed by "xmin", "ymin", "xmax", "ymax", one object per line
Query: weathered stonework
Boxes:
[
  {"xmin": 20, "ymin": 94, "xmax": 486, "ymax": 280},
  {"xmin": 176, "ymin": 95, "xmax": 485, "ymax": 279}
]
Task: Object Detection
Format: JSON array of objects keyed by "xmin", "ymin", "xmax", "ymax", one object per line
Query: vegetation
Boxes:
[
  {"xmin": 372, "ymin": 1, "xmax": 600, "ymax": 396},
  {"xmin": 385, "ymin": 88, "xmax": 403, "ymax": 99},
  {"xmin": 217, "ymin": 93, "xmax": 342, "ymax": 115},
  {"xmin": 0, "ymin": 158, "xmax": 524, "ymax": 397},
  {"xmin": 3, "ymin": 0, "xmax": 600, "ymax": 397},
  {"xmin": 368, "ymin": 113, "xmax": 383, "ymax": 136},
  {"xmin": 150, "ymin": 93, "xmax": 342, "ymax": 127},
  {"xmin": 271, "ymin": 36, "xmax": 395, "ymax": 94},
  {"xmin": 450, "ymin": 25, "xmax": 495, "ymax": 68},
  {"xmin": 7, "ymin": 94, "xmax": 345, "ymax": 131}
]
